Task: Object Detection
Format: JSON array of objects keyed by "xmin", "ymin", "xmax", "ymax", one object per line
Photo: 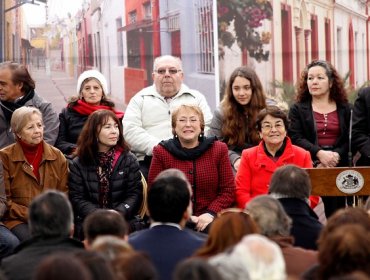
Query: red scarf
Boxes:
[
  {"xmin": 71, "ymin": 100, "xmax": 124, "ymax": 119},
  {"xmin": 19, "ymin": 140, "xmax": 43, "ymax": 180}
]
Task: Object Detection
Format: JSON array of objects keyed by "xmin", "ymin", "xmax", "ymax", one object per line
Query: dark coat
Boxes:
[
  {"xmin": 56, "ymin": 107, "xmax": 88, "ymax": 155},
  {"xmin": 352, "ymin": 87, "xmax": 370, "ymax": 165},
  {"xmin": 1, "ymin": 237, "xmax": 84, "ymax": 280},
  {"xmin": 278, "ymin": 198, "xmax": 323, "ymax": 250},
  {"xmin": 129, "ymin": 225, "xmax": 205, "ymax": 280},
  {"xmin": 68, "ymin": 150, "xmax": 143, "ymax": 223},
  {"xmin": 288, "ymin": 101, "xmax": 352, "ymax": 166}
]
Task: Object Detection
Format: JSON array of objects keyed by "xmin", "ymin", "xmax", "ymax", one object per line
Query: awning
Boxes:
[
  {"xmin": 21, "ymin": 39, "xmax": 34, "ymax": 50},
  {"xmin": 118, "ymin": 19, "xmax": 153, "ymax": 32}
]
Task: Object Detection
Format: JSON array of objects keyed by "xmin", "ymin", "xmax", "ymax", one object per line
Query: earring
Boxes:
[{"xmin": 198, "ymin": 133, "xmax": 204, "ymax": 140}]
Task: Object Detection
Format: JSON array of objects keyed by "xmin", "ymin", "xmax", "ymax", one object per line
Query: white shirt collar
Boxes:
[{"xmin": 150, "ymin": 222, "xmax": 182, "ymax": 230}]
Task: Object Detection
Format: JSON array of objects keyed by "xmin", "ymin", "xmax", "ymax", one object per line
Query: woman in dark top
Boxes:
[
  {"xmin": 288, "ymin": 60, "xmax": 352, "ymax": 217},
  {"xmin": 56, "ymin": 70, "xmax": 123, "ymax": 156},
  {"xmin": 69, "ymin": 109, "xmax": 142, "ymax": 238}
]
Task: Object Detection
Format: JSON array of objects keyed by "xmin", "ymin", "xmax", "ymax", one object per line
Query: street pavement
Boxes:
[{"xmin": 30, "ymin": 67, "xmax": 76, "ymax": 115}]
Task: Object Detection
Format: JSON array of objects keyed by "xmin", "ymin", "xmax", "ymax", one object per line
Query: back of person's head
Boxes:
[
  {"xmin": 318, "ymin": 224, "xmax": 370, "ymax": 279},
  {"xmin": 154, "ymin": 168, "xmax": 189, "ymax": 182},
  {"xmin": 246, "ymin": 195, "xmax": 292, "ymax": 237},
  {"xmin": 195, "ymin": 209, "xmax": 259, "ymax": 257},
  {"xmin": 269, "ymin": 164, "xmax": 311, "ymax": 200},
  {"xmin": 318, "ymin": 207, "xmax": 370, "ymax": 247},
  {"xmin": 111, "ymin": 251, "xmax": 158, "ymax": 280},
  {"xmin": 83, "ymin": 210, "xmax": 128, "ymax": 246},
  {"xmin": 33, "ymin": 253, "xmax": 92, "ymax": 280},
  {"xmin": 173, "ymin": 258, "xmax": 223, "ymax": 280},
  {"xmin": 90, "ymin": 235, "xmax": 133, "ymax": 261},
  {"xmin": 209, "ymin": 234, "xmax": 286, "ymax": 280},
  {"xmin": 74, "ymin": 250, "xmax": 116, "ymax": 280},
  {"xmin": 148, "ymin": 175, "xmax": 190, "ymax": 223},
  {"xmin": 29, "ymin": 190, "xmax": 73, "ymax": 238}
]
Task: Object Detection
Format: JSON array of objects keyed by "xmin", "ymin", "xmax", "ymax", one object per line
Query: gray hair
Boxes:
[
  {"xmin": 209, "ymin": 234, "xmax": 286, "ymax": 280},
  {"xmin": 246, "ymin": 195, "xmax": 292, "ymax": 237},
  {"xmin": 153, "ymin": 55, "xmax": 183, "ymax": 71}
]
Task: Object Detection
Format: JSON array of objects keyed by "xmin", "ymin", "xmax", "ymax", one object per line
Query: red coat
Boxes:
[
  {"xmin": 148, "ymin": 140, "xmax": 235, "ymax": 216},
  {"xmin": 235, "ymin": 137, "xmax": 313, "ymax": 208}
]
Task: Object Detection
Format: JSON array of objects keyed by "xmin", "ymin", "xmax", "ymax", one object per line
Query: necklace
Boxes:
[{"xmin": 28, "ymin": 144, "xmax": 42, "ymax": 171}]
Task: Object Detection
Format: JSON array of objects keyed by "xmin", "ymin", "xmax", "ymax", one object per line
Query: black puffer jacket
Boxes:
[
  {"xmin": 56, "ymin": 107, "xmax": 88, "ymax": 155},
  {"xmin": 69, "ymin": 150, "xmax": 143, "ymax": 222}
]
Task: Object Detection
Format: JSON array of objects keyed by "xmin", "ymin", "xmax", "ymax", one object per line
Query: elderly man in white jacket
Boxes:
[{"xmin": 122, "ymin": 55, "xmax": 212, "ymax": 179}]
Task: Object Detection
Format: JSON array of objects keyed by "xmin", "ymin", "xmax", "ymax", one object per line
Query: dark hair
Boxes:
[
  {"xmin": 148, "ymin": 176, "xmax": 190, "ymax": 223},
  {"xmin": 0, "ymin": 61, "xmax": 35, "ymax": 93},
  {"xmin": 34, "ymin": 253, "xmax": 92, "ymax": 280},
  {"xmin": 269, "ymin": 164, "xmax": 311, "ymax": 199},
  {"xmin": 76, "ymin": 109, "xmax": 129, "ymax": 164},
  {"xmin": 318, "ymin": 207, "xmax": 370, "ymax": 247},
  {"xmin": 173, "ymin": 258, "xmax": 223, "ymax": 280},
  {"xmin": 296, "ymin": 60, "xmax": 348, "ymax": 104},
  {"xmin": 255, "ymin": 105, "xmax": 289, "ymax": 132},
  {"xmin": 221, "ymin": 66, "xmax": 266, "ymax": 146},
  {"xmin": 74, "ymin": 251, "xmax": 116, "ymax": 280},
  {"xmin": 111, "ymin": 251, "xmax": 158, "ymax": 280},
  {"xmin": 29, "ymin": 191, "xmax": 73, "ymax": 238},
  {"xmin": 318, "ymin": 224, "xmax": 370, "ymax": 279},
  {"xmin": 83, "ymin": 209, "xmax": 128, "ymax": 245},
  {"xmin": 195, "ymin": 210, "xmax": 259, "ymax": 258}
]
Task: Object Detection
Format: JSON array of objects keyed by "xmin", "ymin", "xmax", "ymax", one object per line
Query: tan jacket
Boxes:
[{"xmin": 0, "ymin": 141, "xmax": 68, "ymax": 229}]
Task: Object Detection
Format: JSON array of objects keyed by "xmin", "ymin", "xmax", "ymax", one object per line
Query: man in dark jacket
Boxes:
[
  {"xmin": 267, "ymin": 164, "xmax": 323, "ymax": 250},
  {"xmin": 129, "ymin": 169, "xmax": 205, "ymax": 280},
  {"xmin": 1, "ymin": 190, "xmax": 84, "ymax": 280},
  {"xmin": 352, "ymin": 87, "xmax": 370, "ymax": 166}
]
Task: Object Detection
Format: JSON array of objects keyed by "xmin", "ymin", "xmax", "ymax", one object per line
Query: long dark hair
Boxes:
[
  {"xmin": 221, "ymin": 66, "xmax": 266, "ymax": 146},
  {"xmin": 76, "ymin": 109, "xmax": 129, "ymax": 164},
  {"xmin": 296, "ymin": 60, "xmax": 348, "ymax": 104}
]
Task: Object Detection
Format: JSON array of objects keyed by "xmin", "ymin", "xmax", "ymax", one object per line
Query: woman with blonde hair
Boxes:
[{"xmin": 0, "ymin": 106, "xmax": 68, "ymax": 241}]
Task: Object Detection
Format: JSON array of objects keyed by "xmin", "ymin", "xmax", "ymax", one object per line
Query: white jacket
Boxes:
[{"xmin": 122, "ymin": 84, "xmax": 212, "ymax": 160}]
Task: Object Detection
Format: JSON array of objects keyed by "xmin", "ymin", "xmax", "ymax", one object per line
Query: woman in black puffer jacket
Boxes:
[{"xmin": 69, "ymin": 109, "xmax": 142, "ymax": 239}]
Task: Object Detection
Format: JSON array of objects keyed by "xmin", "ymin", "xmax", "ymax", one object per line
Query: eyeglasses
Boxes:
[
  {"xmin": 177, "ymin": 118, "xmax": 199, "ymax": 124},
  {"xmin": 261, "ymin": 122, "xmax": 285, "ymax": 131},
  {"xmin": 217, "ymin": 208, "xmax": 250, "ymax": 218},
  {"xmin": 155, "ymin": 68, "xmax": 182, "ymax": 75}
]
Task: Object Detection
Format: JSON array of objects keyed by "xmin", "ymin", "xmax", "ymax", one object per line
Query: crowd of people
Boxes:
[{"xmin": 0, "ymin": 56, "xmax": 369, "ymax": 280}]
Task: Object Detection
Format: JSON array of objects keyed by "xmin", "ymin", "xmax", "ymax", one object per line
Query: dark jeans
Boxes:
[
  {"xmin": 11, "ymin": 223, "xmax": 31, "ymax": 242},
  {"xmin": 0, "ymin": 225, "xmax": 19, "ymax": 260}
]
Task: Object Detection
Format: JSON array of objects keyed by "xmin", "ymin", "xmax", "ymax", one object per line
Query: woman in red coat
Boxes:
[
  {"xmin": 148, "ymin": 104, "xmax": 235, "ymax": 232},
  {"xmin": 235, "ymin": 106, "xmax": 317, "ymax": 208}
]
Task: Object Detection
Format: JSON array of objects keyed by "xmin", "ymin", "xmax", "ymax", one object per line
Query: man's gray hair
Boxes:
[
  {"xmin": 153, "ymin": 55, "xmax": 183, "ymax": 71},
  {"xmin": 246, "ymin": 195, "xmax": 292, "ymax": 237}
]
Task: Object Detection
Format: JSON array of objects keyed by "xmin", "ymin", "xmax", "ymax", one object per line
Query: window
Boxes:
[
  {"xmin": 128, "ymin": 10, "xmax": 137, "ymax": 24},
  {"xmin": 195, "ymin": 0, "xmax": 214, "ymax": 74},
  {"xmin": 143, "ymin": 2, "xmax": 152, "ymax": 20}
]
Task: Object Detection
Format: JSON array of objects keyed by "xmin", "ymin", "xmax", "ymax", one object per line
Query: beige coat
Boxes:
[{"xmin": 0, "ymin": 141, "xmax": 68, "ymax": 229}]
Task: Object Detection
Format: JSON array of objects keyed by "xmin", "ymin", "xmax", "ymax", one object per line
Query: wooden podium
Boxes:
[{"xmin": 305, "ymin": 167, "xmax": 370, "ymax": 196}]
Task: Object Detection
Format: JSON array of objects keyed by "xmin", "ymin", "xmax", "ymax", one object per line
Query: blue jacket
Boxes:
[{"xmin": 129, "ymin": 225, "xmax": 205, "ymax": 280}]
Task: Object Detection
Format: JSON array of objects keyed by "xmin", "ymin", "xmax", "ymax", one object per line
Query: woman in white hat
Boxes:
[{"xmin": 56, "ymin": 70, "xmax": 124, "ymax": 156}]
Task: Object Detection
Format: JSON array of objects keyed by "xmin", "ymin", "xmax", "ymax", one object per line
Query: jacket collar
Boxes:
[
  {"xmin": 12, "ymin": 141, "xmax": 57, "ymax": 163},
  {"xmin": 142, "ymin": 84, "xmax": 196, "ymax": 99}
]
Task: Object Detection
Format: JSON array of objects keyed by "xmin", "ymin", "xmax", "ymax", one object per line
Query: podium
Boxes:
[{"xmin": 305, "ymin": 167, "xmax": 370, "ymax": 196}]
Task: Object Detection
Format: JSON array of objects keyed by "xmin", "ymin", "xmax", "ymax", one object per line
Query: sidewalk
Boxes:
[{"xmin": 30, "ymin": 67, "xmax": 76, "ymax": 114}]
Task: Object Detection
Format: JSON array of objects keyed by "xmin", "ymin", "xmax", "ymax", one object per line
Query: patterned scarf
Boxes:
[{"xmin": 97, "ymin": 148, "xmax": 115, "ymax": 208}]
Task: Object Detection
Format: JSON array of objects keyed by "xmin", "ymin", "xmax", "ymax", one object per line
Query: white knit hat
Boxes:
[{"xmin": 76, "ymin": 70, "xmax": 109, "ymax": 95}]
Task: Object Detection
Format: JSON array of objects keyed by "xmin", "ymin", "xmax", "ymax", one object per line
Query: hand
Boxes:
[
  {"xmin": 316, "ymin": 150, "xmax": 340, "ymax": 167},
  {"xmin": 195, "ymin": 213, "xmax": 214, "ymax": 232},
  {"xmin": 233, "ymin": 158, "xmax": 241, "ymax": 171}
]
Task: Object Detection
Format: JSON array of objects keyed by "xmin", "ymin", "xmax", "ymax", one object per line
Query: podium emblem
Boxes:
[{"xmin": 336, "ymin": 170, "xmax": 364, "ymax": 194}]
